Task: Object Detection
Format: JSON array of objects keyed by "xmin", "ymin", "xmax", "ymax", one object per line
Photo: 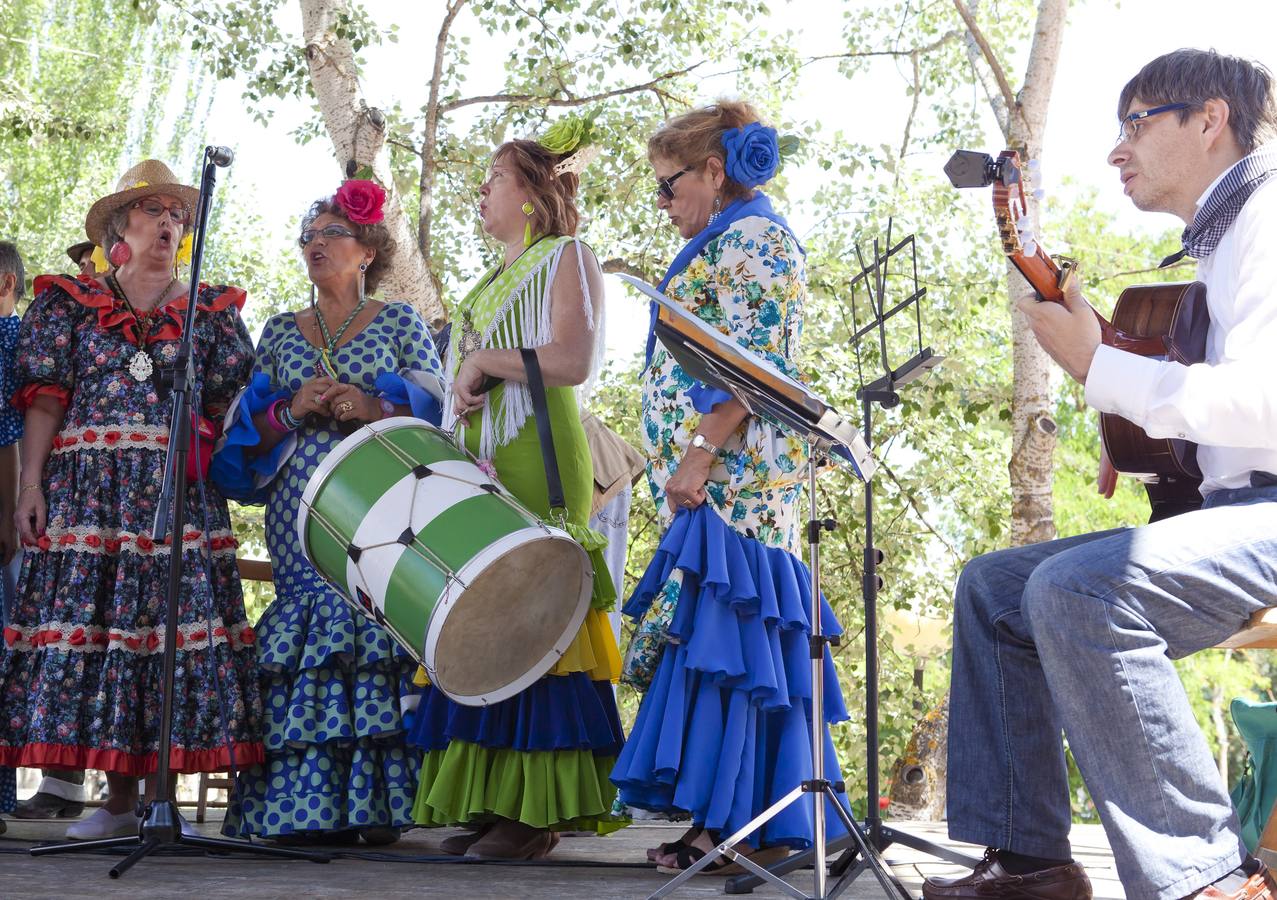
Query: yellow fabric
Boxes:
[{"xmin": 550, "ymin": 608, "xmax": 621, "ymax": 682}]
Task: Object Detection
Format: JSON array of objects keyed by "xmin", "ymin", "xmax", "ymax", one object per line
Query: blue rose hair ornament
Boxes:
[{"xmin": 721, "ymin": 122, "xmax": 780, "ymax": 188}]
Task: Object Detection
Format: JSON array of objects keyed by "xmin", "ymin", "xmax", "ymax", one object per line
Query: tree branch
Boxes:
[
  {"xmin": 876, "ymin": 458, "xmax": 962, "ymax": 563},
  {"xmin": 438, "ymin": 62, "xmax": 703, "ymax": 114},
  {"xmin": 602, "ymin": 258, "xmax": 652, "ymax": 282},
  {"xmin": 802, "ymin": 29, "xmax": 962, "ymax": 67},
  {"xmin": 952, "ymin": 0, "xmax": 1017, "ymax": 119},
  {"xmin": 420, "ymin": 0, "xmax": 468, "ymax": 258}
]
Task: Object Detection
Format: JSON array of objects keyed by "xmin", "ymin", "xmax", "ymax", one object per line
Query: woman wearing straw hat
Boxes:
[{"xmin": 0, "ymin": 159, "xmax": 265, "ymax": 841}]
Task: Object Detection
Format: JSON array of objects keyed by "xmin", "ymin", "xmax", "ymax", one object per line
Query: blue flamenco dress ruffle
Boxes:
[
  {"xmin": 610, "ymin": 504, "xmax": 852, "ymax": 850},
  {"xmin": 408, "ymin": 674, "xmax": 624, "ymax": 755}
]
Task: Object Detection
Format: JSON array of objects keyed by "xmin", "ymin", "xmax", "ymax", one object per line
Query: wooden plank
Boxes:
[
  {"xmin": 236, "ymin": 557, "xmax": 273, "ymax": 583},
  {"xmin": 1216, "ymin": 608, "xmax": 1277, "ymax": 650}
]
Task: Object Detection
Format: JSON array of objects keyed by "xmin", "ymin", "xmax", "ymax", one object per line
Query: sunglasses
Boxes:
[
  {"xmin": 131, "ymin": 197, "xmax": 191, "ymax": 226},
  {"xmin": 299, "ymin": 224, "xmax": 357, "ymax": 246},
  {"xmin": 655, "ymin": 166, "xmax": 693, "ymax": 202}
]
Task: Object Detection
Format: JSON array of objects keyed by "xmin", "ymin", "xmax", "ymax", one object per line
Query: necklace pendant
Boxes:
[
  {"xmin": 128, "ymin": 350, "xmax": 154, "ymax": 382},
  {"xmin": 458, "ymin": 311, "xmax": 483, "ymax": 360}
]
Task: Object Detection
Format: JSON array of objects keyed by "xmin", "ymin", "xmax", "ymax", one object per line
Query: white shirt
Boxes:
[{"xmin": 1085, "ymin": 176, "xmax": 1277, "ymax": 493}]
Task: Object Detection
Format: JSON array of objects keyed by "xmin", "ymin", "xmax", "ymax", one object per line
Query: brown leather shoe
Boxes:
[
  {"xmin": 13, "ymin": 791, "xmax": 85, "ymax": 819},
  {"xmin": 440, "ymin": 824, "xmax": 490, "ymax": 856},
  {"xmin": 468, "ymin": 820, "xmax": 559, "ymax": 860},
  {"xmin": 923, "ymin": 850, "xmax": 1092, "ymax": 900},
  {"xmin": 1195, "ymin": 859, "xmax": 1277, "ymax": 899}
]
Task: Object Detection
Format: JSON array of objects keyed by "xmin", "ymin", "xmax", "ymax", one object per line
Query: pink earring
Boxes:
[{"xmin": 108, "ymin": 242, "xmax": 132, "ymax": 267}]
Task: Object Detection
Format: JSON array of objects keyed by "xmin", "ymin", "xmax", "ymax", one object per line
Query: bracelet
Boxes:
[
  {"xmin": 378, "ymin": 398, "xmax": 395, "ymax": 420},
  {"xmin": 278, "ymin": 399, "xmax": 303, "ymax": 431},
  {"xmin": 264, "ymin": 399, "xmax": 293, "ymax": 435},
  {"xmin": 19, "ymin": 483, "xmax": 41, "ymax": 494}
]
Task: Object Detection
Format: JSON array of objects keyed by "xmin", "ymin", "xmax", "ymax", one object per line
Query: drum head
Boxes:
[{"xmin": 429, "ymin": 532, "xmax": 592, "ymax": 706}]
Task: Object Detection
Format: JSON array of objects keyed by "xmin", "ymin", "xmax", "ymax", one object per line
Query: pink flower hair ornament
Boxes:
[{"xmin": 333, "ymin": 179, "xmax": 387, "ymax": 225}]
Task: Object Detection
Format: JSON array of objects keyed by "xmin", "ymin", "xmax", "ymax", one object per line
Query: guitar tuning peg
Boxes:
[
  {"xmin": 1027, "ymin": 158, "xmax": 1041, "ymax": 171},
  {"xmin": 1022, "ymin": 239, "xmax": 1038, "ymax": 257},
  {"xmin": 1033, "ymin": 188, "xmax": 1046, "ymax": 201},
  {"xmin": 1017, "ymin": 214, "xmax": 1033, "ymax": 231}
]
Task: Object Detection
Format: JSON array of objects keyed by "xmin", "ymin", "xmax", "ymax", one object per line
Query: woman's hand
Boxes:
[
  {"xmin": 15, "ymin": 485, "xmax": 45, "ymax": 546},
  {"xmin": 665, "ymin": 451, "xmax": 711, "ymax": 513},
  {"xmin": 452, "ymin": 353, "xmax": 490, "ymax": 419},
  {"xmin": 325, "ymin": 382, "xmax": 381, "ymax": 424},
  {"xmin": 290, "ymin": 375, "xmax": 336, "ymax": 421}
]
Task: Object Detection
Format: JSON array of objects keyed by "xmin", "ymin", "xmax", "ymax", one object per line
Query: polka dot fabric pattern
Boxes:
[{"xmin": 223, "ymin": 302, "xmax": 442, "ymax": 838}]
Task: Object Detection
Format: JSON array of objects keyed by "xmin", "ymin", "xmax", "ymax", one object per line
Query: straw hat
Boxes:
[
  {"xmin": 84, "ymin": 159, "xmax": 199, "ymax": 246},
  {"xmin": 65, "ymin": 240, "xmax": 95, "ymax": 265}
]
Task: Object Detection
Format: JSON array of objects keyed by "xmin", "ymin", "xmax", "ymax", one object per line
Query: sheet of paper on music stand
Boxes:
[{"xmin": 620, "ymin": 274, "xmax": 876, "ymax": 482}]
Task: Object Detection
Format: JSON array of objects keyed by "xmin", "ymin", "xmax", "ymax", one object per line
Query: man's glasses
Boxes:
[
  {"xmin": 299, "ymin": 224, "xmax": 357, "ymax": 246},
  {"xmin": 131, "ymin": 197, "xmax": 191, "ymax": 226},
  {"xmin": 1115, "ymin": 102, "xmax": 1194, "ymax": 148},
  {"xmin": 655, "ymin": 166, "xmax": 693, "ymax": 202}
]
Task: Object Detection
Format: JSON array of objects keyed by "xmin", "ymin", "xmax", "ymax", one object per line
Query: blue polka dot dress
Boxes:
[
  {"xmin": 0, "ymin": 314, "xmax": 17, "ymax": 814},
  {"xmin": 217, "ymin": 302, "xmax": 444, "ymax": 838}
]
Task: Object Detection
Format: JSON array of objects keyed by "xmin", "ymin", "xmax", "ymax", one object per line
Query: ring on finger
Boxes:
[{"xmin": 336, "ymin": 400, "xmax": 355, "ymax": 415}]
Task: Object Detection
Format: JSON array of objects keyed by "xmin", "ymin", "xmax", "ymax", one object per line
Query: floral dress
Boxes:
[
  {"xmin": 0, "ymin": 275, "xmax": 264, "ymax": 775},
  {"xmin": 612, "ymin": 215, "xmax": 853, "ymax": 850},
  {"xmin": 213, "ymin": 302, "xmax": 444, "ymax": 837}
]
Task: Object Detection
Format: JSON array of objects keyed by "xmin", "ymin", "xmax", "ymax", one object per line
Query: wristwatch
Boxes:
[{"xmin": 689, "ymin": 433, "xmax": 722, "ymax": 458}]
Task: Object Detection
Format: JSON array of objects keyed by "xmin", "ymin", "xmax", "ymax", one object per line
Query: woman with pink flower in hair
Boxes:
[{"xmin": 211, "ymin": 179, "xmax": 445, "ymax": 846}]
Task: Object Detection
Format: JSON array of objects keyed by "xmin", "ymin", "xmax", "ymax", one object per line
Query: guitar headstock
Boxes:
[{"xmin": 946, "ymin": 148, "xmax": 1070, "ymax": 304}]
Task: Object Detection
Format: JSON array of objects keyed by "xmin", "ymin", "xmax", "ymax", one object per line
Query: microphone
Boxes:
[{"xmin": 207, "ymin": 146, "xmax": 234, "ymax": 167}]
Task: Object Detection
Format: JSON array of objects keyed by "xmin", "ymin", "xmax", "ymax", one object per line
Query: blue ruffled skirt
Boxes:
[{"xmin": 611, "ymin": 505, "xmax": 852, "ymax": 849}]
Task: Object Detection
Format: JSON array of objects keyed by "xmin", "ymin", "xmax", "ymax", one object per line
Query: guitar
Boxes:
[{"xmin": 945, "ymin": 148, "xmax": 1210, "ymax": 520}]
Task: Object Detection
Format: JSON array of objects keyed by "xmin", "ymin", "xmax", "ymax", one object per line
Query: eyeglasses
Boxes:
[
  {"xmin": 131, "ymin": 197, "xmax": 191, "ymax": 225},
  {"xmin": 1115, "ymin": 102, "xmax": 1194, "ymax": 148},
  {"xmin": 655, "ymin": 166, "xmax": 693, "ymax": 202},
  {"xmin": 299, "ymin": 224, "xmax": 357, "ymax": 246}
]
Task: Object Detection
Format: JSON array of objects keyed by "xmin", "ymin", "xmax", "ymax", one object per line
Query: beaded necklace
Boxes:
[{"xmin": 311, "ymin": 290, "xmax": 368, "ymax": 378}]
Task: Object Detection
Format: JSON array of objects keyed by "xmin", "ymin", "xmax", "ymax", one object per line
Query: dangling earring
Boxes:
[
  {"xmin": 522, "ymin": 201, "xmax": 535, "ymax": 247},
  {"xmin": 706, "ymin": 195, "xmax": 722, "ymax": 227},
  {"xmin": 108, "ymin": 241, "xmax": 132, "ymax": 267},
  {"xmin": 358, "ymin": 262, "xmax": 368, "ymax": 304}
]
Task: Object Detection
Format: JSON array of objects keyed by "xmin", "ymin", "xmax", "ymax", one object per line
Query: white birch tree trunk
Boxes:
[
  {"xmin": 299, "ymin": 0, "xmax": 443, "ymax": 324},
  {"xmin": 961, "ymin": 0, "xmax": 1069, "ymax": 546}
]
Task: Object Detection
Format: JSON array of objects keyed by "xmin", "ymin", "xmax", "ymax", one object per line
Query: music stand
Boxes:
[
  {"xmin": 720, "ymin": 226, "xmax": 980, "ymax": 898},
  {"xmin": 622, "ymin": 273, "xmax": 884, "ymax": 899}
]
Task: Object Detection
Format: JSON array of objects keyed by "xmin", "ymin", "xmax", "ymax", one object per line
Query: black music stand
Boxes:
[
  {"xmin": 30, "ymin": 147, "xmax": 330, "ymax": 877},
  {"xmin": 721, "ymin": 226, "xmax": 980, "ymax": 898}
]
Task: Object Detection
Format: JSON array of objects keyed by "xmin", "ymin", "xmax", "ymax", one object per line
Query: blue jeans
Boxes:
[{"xmin": 947, "ymin": 484, "xmax": 1277, "ymax": 900}]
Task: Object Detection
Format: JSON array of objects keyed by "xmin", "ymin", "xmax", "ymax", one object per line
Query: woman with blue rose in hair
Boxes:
[{"xmin": 610, "ymin": 99, "xmax": 852, "ymax": 874}]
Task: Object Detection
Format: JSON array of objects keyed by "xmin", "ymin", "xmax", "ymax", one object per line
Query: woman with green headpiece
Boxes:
[{"xmin": 405, "ymin": 122, "xmax": 627, "ymax": 860}]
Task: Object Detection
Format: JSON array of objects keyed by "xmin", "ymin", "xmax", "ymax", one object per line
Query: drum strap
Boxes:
[{"xmin": 520, "ymin": 347, "xmax": 567, "ymax": 515}]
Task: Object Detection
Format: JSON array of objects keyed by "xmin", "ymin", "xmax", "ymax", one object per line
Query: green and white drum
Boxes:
[{"xmin": 297, "ymin": 417, "xmax": 593, "ymax": 707}]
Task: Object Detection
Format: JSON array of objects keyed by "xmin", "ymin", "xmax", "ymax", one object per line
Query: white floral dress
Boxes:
[{"xmin": 640, "ymin": 215, "xmax": 809, "ymax": 552}]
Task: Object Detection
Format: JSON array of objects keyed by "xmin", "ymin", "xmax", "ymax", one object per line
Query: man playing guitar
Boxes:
[{"xmin": 926, "ymin": 50, "xmax": 1277, "ymax": 900}]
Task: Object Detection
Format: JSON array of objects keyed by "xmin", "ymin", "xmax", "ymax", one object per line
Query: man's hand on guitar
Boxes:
[{"xmin": 1014, "ymin": 277, "xmax": 1102, "ymax": 384}]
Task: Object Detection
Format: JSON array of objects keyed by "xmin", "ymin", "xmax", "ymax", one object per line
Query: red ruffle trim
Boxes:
[
  {"xmin": 0, "ymin": 740, "xmax": 266, "ymax": 775},
  {"xmin": 13, "ymin": 382, "xmax": 71, "ymax": 412},
  {"xmin": 31, "ymin": 274, "xmax": 247, "ymax": 347}
]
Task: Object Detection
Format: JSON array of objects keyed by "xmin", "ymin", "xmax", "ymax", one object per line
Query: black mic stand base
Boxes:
[{"xmin": 31, "ymin": 799, "xmax": 333, "ymax": 877}]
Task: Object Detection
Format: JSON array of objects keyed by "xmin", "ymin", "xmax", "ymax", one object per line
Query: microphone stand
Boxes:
[{"xmin": 31, "ymin": 146, "xmax": 330, "ymax": 877}]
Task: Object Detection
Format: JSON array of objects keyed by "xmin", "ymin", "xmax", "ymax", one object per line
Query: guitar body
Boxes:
[
  {"xmin": 1100, "ymin": 281, "xmax": 1209, "ymax": 519},
  {"xmin": 946, "ymin": 148, "xmax": 1211, "ymax": 520}
]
